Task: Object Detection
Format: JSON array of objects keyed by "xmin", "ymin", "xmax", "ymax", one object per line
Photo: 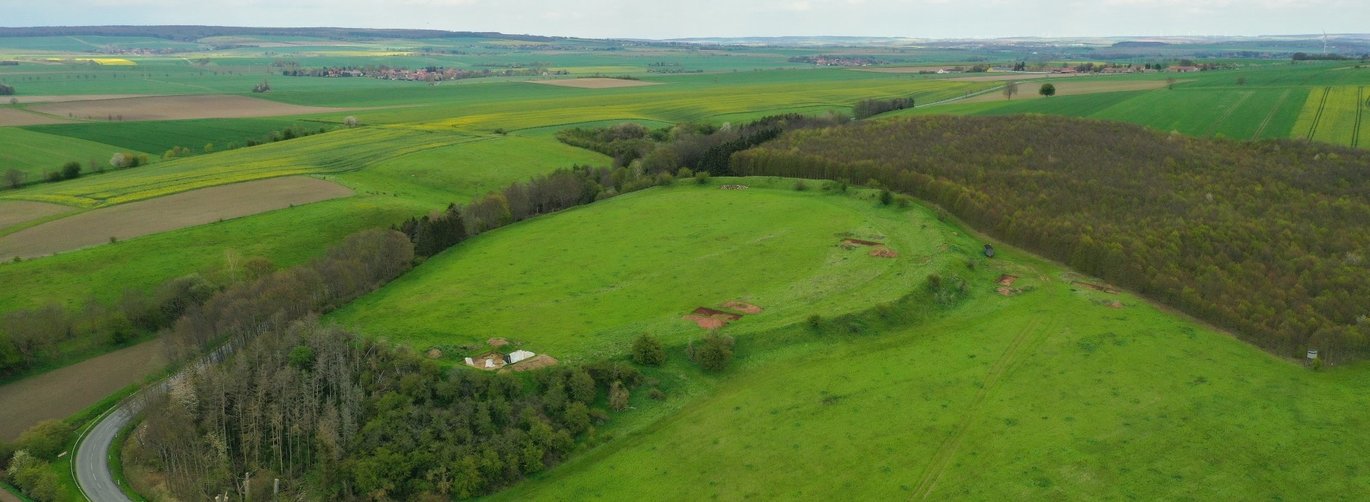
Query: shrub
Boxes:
[
  {"xmin": 608, "ymin": 381, "xmax": 630, "ymax": 411},
  {"xmin": 879, "ymin": 189, "xmax": 893, "ymax": 206},
  {"xmin": 60, "ymin": 161, "xmax": 81, "ymax": 180},
  {"xmin": 630, "ymin": 334, "xmax": 666, "ymax": 366},
  {"xmin": 16, "ymin": 420, "xmax": 73, "ymax": 460},
  {"xmin": 695, "ymin": 171, "xmax": 711, "ymax": 184},
  {"xmin": 793, "ymin": 180, "xmax": 809, "ymax": 191},
  {"xmin": 690, "ymin": 333, "xmax": 735, "ymax": 372}
]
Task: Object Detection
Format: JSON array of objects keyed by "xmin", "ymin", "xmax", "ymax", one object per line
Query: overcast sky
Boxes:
[{"xmin": 0, "ymin": 0, "xmax": 1364, "ymax": 39}]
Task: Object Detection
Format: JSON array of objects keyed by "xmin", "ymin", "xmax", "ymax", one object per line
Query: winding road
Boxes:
[{"xmin": 74, "ymin": 404, "xmax": 138, "ymax": 502}]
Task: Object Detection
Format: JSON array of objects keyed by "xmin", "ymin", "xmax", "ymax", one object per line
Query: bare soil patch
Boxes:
[
  {"xmin": 721, "ymin": 301, "xmax": 763, "ymax": 314},
  {"xmin": 426, "ymin": 348, "xmax": 444, "ymax": 359},
  {"xmin": 684, "ymin": 307, "xmax": 743, "ymax": 330},
  {"xmin": 529, "ymin": 78, "xmax": 660, "ymax": 89},
  {"xmin": 0, "ymin": 107, "xmax": 70, "ymax": 126},
  {"xmin": 1073, "ymin": 281, "xmax": 1121, "ymax": 294},
  {"xmin": 998, "ymin": 274, "xmax": 1019, "ymax": 287},
  {"xmin": 487, "ymin": 337, "xmax": 510, "ymax": 347},
  {"xmin": 0, "ymin": 339, "xmax": 166, "ymax": 441},
  {"xmin": 28, "ymin": 94, "xmax": 346, "ymax": 122},
  {"xmin": 841, "ymin": 238, "xmax": 882, "ymax": 247},
  {"xmin": 869, "ymin": 247, "xmax": 898, "ymax": 258},
  {"xmin": 503, "ymin": 354, "xmax": 559, "ymax": 372},
  {"xmin": 0, "ymin": 176, "xmax": 353, "ymax": 260},
  {"xmin": 0, "ymin": 200, "xmax": 71, "ymax": 230}
]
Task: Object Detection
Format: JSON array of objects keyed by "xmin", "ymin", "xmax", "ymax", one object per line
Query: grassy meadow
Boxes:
[
  {"xmin": 330, "ymin": 180, "xmax": 952, "ymax": 361},
  {"xmin": 484, "ymin": 191, "xmax": 1370, "ymax": 500}
]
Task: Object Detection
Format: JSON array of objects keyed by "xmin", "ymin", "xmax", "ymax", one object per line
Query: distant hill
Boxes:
[{"xmin": 0, "ymin": 25, "xmax": 558, "ymax": 42}]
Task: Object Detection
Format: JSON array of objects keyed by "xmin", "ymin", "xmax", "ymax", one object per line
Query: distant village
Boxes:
[{"xmin": 793, "ymin": 55, "xmax": 1226, "ymax": 74}]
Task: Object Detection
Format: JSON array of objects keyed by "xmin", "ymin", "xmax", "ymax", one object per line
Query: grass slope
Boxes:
[
  {"xmin": 330, "ymin": 179, "xmax": 951, "ymax": 360},
  {"xmin": 0, "ymin": 128, "xmax": 138, "ymax": 180},
  {"xmin": 490, "ymin": 189, "xmax": 1370, "ymax": 501}
]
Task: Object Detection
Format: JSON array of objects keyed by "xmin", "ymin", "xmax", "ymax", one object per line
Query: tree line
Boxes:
[
  {"xmin": 732, "ymin": 115, "xmax": 1370, "ymax": 362},
  {"xmin": 852, "ymin": 96, "xmax": 914, "ymax": 119},
  {"xmin": 554, "ymin": 114, "xmax": 848, "ymax": 178}
]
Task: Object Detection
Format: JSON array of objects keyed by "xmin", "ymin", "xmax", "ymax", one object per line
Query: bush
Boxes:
[
  {"xmin": 690, "ymin": 333, "xmax": 735, "ymax": 372},
  {"xmin": 608, "ymin": 381, "xmax": 630, "ymax": 411},
  {"xmin": 7, "ymin": 450, "xmax": 60, "ymax": 502},
  {"xmin": 630, "ymin": 334, "xmax": 666, "ymax": 366},
  {"xmin": 16, "ymin": 420, "xmax": 73, "ymax": 460},
  {"xmin": 694, "ymin": 171, "xmax": 711, "ymax": 184},
  {"xmin": 879, "ymin": 189, "xmax": 893, "ymax": 206},
  {"xmin": 793, "ymin": 180, "xmax": 809, "ymax": 191},
  {"xmin": 60, "ymin": 161, "xmax": 81, "ymax": 180}
]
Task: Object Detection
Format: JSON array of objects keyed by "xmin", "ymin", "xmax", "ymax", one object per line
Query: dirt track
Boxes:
[
  {"xmin": 529, "ymin": 78, "xmax": 660, "ymax": 89},
  {"xmin": 0, "ymin": 200, "xmax": 71, "ymax": 230},
  {"xmin": 0, "ymin": 176, "xmax": 353, "ymax": 260},
  {"xmin": 28, "ymin": 94, "xmax": 346, "ymax": 121},
  {"xmin": 0, "ymin": 339, "xmax": 165, "ymax": 441}
]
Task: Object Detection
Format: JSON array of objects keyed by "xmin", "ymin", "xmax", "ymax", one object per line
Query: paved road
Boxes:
[{"xmin": 75, "ymin": 404, "xmax": 137, "ymax": 502}]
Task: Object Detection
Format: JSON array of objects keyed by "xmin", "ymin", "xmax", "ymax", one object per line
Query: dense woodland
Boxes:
[
  {"xmin": 731, "ymin": 115, "xmax": 1370, "ymax": 362},
  {"xmin": 128, "ymin": 319, "xmax": 645, "ymax": 499}
]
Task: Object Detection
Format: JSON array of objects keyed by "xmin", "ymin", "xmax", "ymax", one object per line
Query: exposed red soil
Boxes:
[
  {"xmin": 998, "ymin": 274, "xmax": 1019, "ymax": 287},
  {"xmin": 1108, "ymin": 301, "xmax": 1125, "ymax": 309},
  {"xmin": 842, "ymin": 238, "xmax": 883, "ymax": 246},
  {"xmin": 869, "ymin": 247, "xmax": 898, "ymax": 258},
  {"xmin": 721, "ymin": 301, "xmax": 763, "ymax": 314},
  {"xmin": 684, "ymin": 307, "xmax": 742, "ymax": 329},
  {"xmin": 996, "ymin": 287, "xmax": 1016, "ymax": 296}
]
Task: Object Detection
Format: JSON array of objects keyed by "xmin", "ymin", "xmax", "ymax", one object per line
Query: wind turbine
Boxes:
[{"xmin": 1322, "ymin": 31, "xmax": 1329, "ymax": 55}]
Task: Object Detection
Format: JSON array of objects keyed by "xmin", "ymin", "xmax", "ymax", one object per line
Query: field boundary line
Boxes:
[
  {"xmin": 1202, "ymin": 91, "xmax": 1251, "ymax": 138},
  {"xmin": 910, "ymin": 315, "xmax": 1053, "ymax": 499},
  {"xmin": 1252, "ymin": 89, "xmax": 1291, "ymax": 140},
  {"xmin": 1306, "ymin": 86, "xmax": 1330, "ymax": 141},
  {"xmin": 1353, "ymin": 86, "xmax": 1363, "ymax": 148}
]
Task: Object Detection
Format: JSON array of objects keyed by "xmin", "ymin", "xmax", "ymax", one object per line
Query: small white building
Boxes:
[{"xmin": 508, "ymin": 350, "xmax": 536, "ymax": 364}]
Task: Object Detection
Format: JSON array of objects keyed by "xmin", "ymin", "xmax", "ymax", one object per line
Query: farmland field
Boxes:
[
  {"xmin": 1, "ymin": 28, "xmax": 1369, "ymax": 502},
  {"xmin": 0, "ymin": 176, "xmax": 352, "ymax": 260}
]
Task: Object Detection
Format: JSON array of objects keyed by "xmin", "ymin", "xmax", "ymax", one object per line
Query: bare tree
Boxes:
[
  {"xmin": 1002, "ymin": 81, "xmax": 1019, "ymax": 100},
  {"xmin": 3, "ymin": 168, "xmax": 24, "ymax": 189}
]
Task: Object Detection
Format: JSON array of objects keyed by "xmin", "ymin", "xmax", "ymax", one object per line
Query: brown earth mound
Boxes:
[
  {"xmin": 1073, "ymin": 281, "xmax": 1121, "ymax": 294},
  {"xmin": 998, "ymin": 274, "xmax": 1019, "ymax": 287},
  {"xmin": 721, "ymin": 301, "xmax": 763, "ymax": 314},
  {"xmin": 842, "ymin": 238, "xmax": 882, "ymax": 246},
  {"xmin": 487, "ymin": 337, "xmax": 510, "ymax": 347},
  {"xmin": 0, "ymin": 176, "xmax": 353, "ymax": 260},
  {"xmin": 426, "ymin": 348, "xmax": 444, "ymax": 359},
  {"xmin": 869, "ymin": 247, "xmax": 898, "ymax": 258}
]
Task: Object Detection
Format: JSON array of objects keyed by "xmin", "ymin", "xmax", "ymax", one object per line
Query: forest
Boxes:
[
  {"xmin": 127, "ymin": 319, "xmax": 646, "ymax": 499},
  {"xmin": 730, "ymin": 115, "xmax": 1370, "ymax": 362}
]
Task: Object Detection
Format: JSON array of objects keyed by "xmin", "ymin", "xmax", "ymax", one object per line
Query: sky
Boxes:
[{"xmin": 1, "ymin": 0, "xmax": 1365, "ymax": 40}]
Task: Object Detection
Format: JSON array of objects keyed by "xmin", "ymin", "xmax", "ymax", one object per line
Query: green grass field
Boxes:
[
  {"xmin": 329, "ymin": 180, "xmax": 952, "ymax": 360},
  {"xmin": 0, "ymin": 127, "xmax": 138, "ymax": 180},
  {"xmin": 475, "ymin": 186, "xmax": 1370, "ymax": 500},
  {"xmin": 23, "ymin": 116, "xmax": 330, "ymax": 155}
]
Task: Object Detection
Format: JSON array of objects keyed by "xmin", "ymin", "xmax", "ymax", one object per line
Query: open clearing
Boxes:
[
  {"xmin": 954, "ymin": 80, "xmax": 1174, "ymax": 103},
  {"xmin": 0, "ymin": 176, "xmax": 352, "ymax": 260},
  {"xmin": 0, "ymin": 200, "xmax": 71, "ymax": 230},
  {"xmin": 330, "ymin": 179, "xmax": 951, "ymax": 360},
  {"xmin": 0, "ymin": 339, "xmax": 165, "ymax": 441},
  {"xmin": 528, "ymin": 78, "xmax": 661, "ymax": 89},
  {"xmin": 27, "ymin": 94, "xmax": 347, "ymax": 121},
  {"xmin": 0, "ymin": 107, "xmax": 69, "ymax": 126}
]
